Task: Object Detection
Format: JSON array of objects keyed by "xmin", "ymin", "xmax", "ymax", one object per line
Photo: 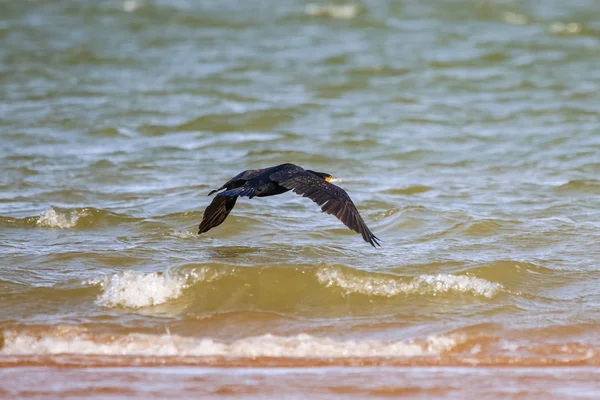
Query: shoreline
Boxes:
[{"xmin": 2, "ymin": 365, "xmax": 600, "ymax": 399}]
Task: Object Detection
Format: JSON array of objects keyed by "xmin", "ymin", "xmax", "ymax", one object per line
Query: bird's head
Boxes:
[{"xmin": 307, "ymin": 170, "xmax": 342, "ymax": 183}]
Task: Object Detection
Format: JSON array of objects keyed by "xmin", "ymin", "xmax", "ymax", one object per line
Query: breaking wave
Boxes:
[
  {"xmin": 37, "ymin": 207, "xmax": 82, "ymax": 229},
  {"xmin": 317, "ymin": 267, "xmax": 503, "ymax": 298},
  {"xmin": 81, "ymin": 264, "xmax": 505, "ymax": 312},
  {"xmin": 2, "ymin": 325, "xmax": 598, "ymax": 367},
  {"xmin": 1, "ymin": 327, "xmax": 460, "ymax": 358},
  {"xmin": 86, "ymin": 268, "xmax": 226, "ymax": 308},
  {"xmin": 0, "ymin": 206, "xmax": 142, "ymax": 229}
]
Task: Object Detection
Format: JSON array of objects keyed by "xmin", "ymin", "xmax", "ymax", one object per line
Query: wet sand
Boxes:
[{"xmin": 2, "ymin": 365, "xmax": 600, "ymax": 399}]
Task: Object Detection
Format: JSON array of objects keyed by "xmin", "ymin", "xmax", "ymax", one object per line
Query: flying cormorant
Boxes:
[{"xmin": 198, "ymin": 163, "xmax": 380, "ymax": 247}]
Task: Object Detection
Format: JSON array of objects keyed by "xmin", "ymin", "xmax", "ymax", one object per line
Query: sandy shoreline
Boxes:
[{"xmin": 2, "ymin": 365, "xmax": 600, "ymax": 399}]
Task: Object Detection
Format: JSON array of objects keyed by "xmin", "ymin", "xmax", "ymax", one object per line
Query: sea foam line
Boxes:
[
  {"xmin": 316, "ymin": 267, "xmax": 503, "ymax": 298},
  {"xmin": 0, "ymin": 330, "xmax": 461, "ymax": 358}
]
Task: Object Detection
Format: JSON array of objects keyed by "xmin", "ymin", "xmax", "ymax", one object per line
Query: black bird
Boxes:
[{"xmin": 198, "ymin": 163, "xmax": 380, "ymax": 247}]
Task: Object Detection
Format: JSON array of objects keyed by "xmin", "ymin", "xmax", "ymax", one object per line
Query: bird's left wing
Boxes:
[
  {"xmin": 198, "ymin": 195, "xmax": 238, "ymax": 234},
  {"xmin": 273, "ymin": 172, "xmax": 380, "ymax": 247}
]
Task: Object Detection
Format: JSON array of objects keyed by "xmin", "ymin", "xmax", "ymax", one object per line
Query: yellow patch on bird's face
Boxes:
[{"xmin": 326, "ymin": 176, "xmax": 342, "ymax": 183}]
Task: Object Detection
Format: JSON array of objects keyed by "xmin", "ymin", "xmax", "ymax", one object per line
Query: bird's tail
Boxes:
[
  {"xmin": 220, "ymin": 187, "xmax": 256, "ymax": 198},
  {"xmin": 208, "ymin": 185, "xmax": 228, "ymax": 196}
]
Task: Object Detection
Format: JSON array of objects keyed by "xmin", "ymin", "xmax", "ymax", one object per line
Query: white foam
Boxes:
[
  {"xmin": 123, "ymin": 0, "xmax": 139, "ymax": 12},
  {"xmin": 86, "ymin": 268, "xmax": 222, "ymax": 308},
  {"xmin": 316, "ymin": 268, "xmax": 502, "ymax": 298},
  {"xmin": 37, "ymin": 207, "xmax": 84, "ymax": 229},
  {"xmin": 167, "ymin": 230, "xmax": 198, "ymax": 239},
  {"xmin": 305, "ymin": 3, "xmax": 360, "ymax": 19},
  {"xmin": 503, "ymin": 12, "xmax": 528, "ymax": 25},
  {"xmin": 550, "ymin": 21, "xmax": 582, "ymax": 35},
  {"xmin": 0, "ymin": 329, "xmax": 461, "ymax": 358}
]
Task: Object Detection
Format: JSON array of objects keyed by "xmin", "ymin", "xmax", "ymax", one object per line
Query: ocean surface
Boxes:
[{"xmin": 2, "ymin": 0, "xmax": 600, "ymax": 398}]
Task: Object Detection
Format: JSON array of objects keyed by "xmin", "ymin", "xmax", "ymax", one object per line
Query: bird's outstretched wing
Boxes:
[
  {"xmin": 275, "ymin": 172, "xmax": 380, "ymax": 247},
  {"xmin": 198, "ymin": 195, "xmax": 238, "ymax": 234}
]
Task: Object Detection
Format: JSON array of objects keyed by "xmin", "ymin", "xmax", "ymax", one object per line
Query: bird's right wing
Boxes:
[
  {"xmin": 198, "ymin": 195, "xmax": 238, "ymax": 234},
  {"xmin": 275, "ymin": 172, "xmax": 380, "ymax": 247}
]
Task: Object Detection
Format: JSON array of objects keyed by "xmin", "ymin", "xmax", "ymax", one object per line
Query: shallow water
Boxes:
[{"xmin": 2, "ymin": 0, "xmax": 600, "ymax": 398}]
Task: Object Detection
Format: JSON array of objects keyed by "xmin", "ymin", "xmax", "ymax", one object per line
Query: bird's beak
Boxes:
[{"xmin": 326, "ymin": 176, "xmax": 342, "ymax": 183}]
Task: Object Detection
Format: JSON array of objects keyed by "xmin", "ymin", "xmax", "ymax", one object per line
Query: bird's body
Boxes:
[{"xmin": 198, "ymin": 163, "xmax": 380, "ymax": 247}]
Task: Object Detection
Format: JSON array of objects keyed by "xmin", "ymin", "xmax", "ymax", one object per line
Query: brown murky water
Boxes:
[{"xmin": 2, "ymin": 0, "xmax": 600, "ymax": 398}]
